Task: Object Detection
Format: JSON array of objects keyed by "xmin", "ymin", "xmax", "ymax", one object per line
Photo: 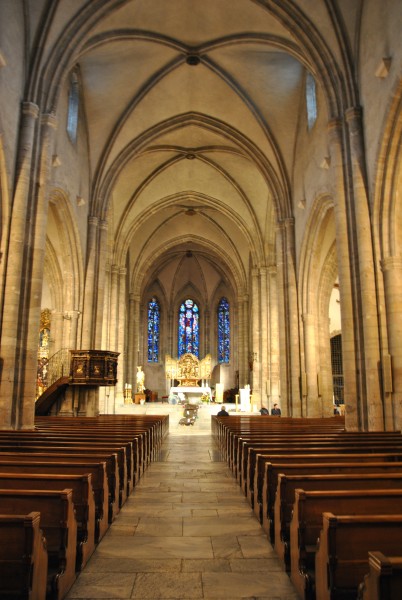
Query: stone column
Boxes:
[
  {"xmin": 127, "ymin": 293, "xmax": 135, "ymax": 389},
  {"xmin": 132, "ymin": 294, "xmax": 141, "ymax": 372},
  {"xmin": 0, "ymin": 102, "xmax": 39, "ymax": 429},
  {"xmin": 275, "ymin": 219, "xmax": 301, "ymax": 416},
  {"xmin": 94, "ymin": 219, "xmax": 108, "ymax": 348},
  {"xmin": 381, "ymin": 257, "xmax": 402, "ymax": 430},
  {"xmin": 318, "ymin": 316, "xmax": 334, "ymax": 417},
  {"xmin": 81, "ymin": 216, "xmax": 99, "ymax": 348},
  {"xmin": 302, "ymin": 313, "xmax": 320, "ymax": 416},
  {"xmin": 268, "ymin": 266, "xmax": 280, "ymax": 407},
  {"xmin": 260, "ymin": 267, "xmax": 269, "ymax": 407},
  {"xmin": 346, "ymin": 107, "xmax": 383, "ymax": 430},
  {"xmin": 328, "ymin": 118, "xmax": 359, "ymax": 430},
  {"xmin": 251, "ymin": 268, "xmax": 261, "ymax": 406},
  {"xmin": 21, "ymin": 112, "xmax": 57, "ymax": 429},
  {"xmin": 51, "ymin": 311, "xmax": 64, "ymax": 355},
  {"xmin": 238, "ymin": 295, "xmax": 249, "ymax": 387},
  {"xmin": 115, "ymin": 267, "xmax": 127, "ymax": 403}
]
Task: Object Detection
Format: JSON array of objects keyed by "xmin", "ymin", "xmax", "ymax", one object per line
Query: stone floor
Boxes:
[{"xmin": 66, "ymin": 403, "xmax": 299, "ymax": 599}]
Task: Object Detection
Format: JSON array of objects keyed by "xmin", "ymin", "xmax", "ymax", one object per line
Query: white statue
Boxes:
[{"xmin": 136, "ymin": 365, "xmax": 145, "ymax": 393}]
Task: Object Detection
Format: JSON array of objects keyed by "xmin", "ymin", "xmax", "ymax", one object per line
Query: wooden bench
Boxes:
[
  {"xmin": 0, "ymin": 458, "xmax": 109, "ymax": 542},
  {"xmin": 358, "ymin": 551, "xmax": 402, "ymax": 600},
  {"xmin": 259, "ymin": 458, "xmax": 402, "ymax": 535},
  {"xmin": 0, "ymin": 440, "xmax": 126, "ymax": 515},
  {"xmin": 255, "ymin": 453, "xmax": 402, "ymax": 524},
  {"xmin": 315, "ymin": 514, "xmax": 402, "ymax": 600},
  {"xmin": 0, "ymin": 472, "xmax": 95, "ymax": 571},
  {"xmin": 0, "ymin": 489, "xmax": 77, "ymax": 600},
  {"xmin": 0, "ymin": 511, "xmax": 48, "ymax": 600},
  {"xmin": 289, "ymin": 489, "xmax": 402, "ymax": 600},
  {"xmin": 273, "ymin": 472, "xmax": 402, "ymax": 570}
]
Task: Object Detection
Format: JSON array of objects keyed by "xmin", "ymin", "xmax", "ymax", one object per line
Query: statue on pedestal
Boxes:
[{"xmin": 136, "ymin": 365, "xmax": 145, "ymax": 393}]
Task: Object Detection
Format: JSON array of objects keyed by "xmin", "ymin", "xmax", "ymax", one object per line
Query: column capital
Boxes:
[
  {"xmin": 88, "ymin": 215, "xmax": 99, "ymax": 227},
  {"xmin": 99, "ymin": 219, "xmax": 108, "ymax": 231},
  {"xmin": 40, "ymin": 112, "xmax": 58, "ymax": 129},
  {"xmin": 22, "ymin": 101, "xmax": 39, "ymax": 119}
]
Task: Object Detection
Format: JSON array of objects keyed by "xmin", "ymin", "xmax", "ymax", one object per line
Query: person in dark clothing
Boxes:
[
  {"xmin": 217, "ymin": 405, "xmax": 229, "ymax": 416},
  {"xmin": 271, "ymin": 403, "xmax": 281, "ymax": 415},
  {"xmin": 259, "ymin": 406, "xmax": 269, "ymax": 415}
]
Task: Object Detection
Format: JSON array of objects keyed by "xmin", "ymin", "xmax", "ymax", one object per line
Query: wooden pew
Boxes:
[
  {"xmin": 0, "ymin": 450, "xmax": 118, "ymax": 527},
  {"xmin": 255, "ymin": 453, "xmax": 402, "ymax": 524},
  {"xmin": 0, "ymin": 489, "xmax": 77, "ymax": 600},
  {"xmin": 259, "ymin": 458, "xmax": 402, "ymax": 535},
  {"xmin": 0, "ymin": 472, "xmax": 95, "ymax": 571},
  {"xmin": 0, "ymin": 511, "xmax": 48, "ymax": 600},
  {"xmin": 0, "ymin": 440, "xmax": 126, "ymax": 515},
  {"xmin": 0, "ymin": 459, "xmax": 108, "ymax": 542},
  {"xmin": 315, "ymin": 513, "xmax": 402, "ymax": 600},
  {"xmin": 273, "ymin": 472, "xmax": 402, "ymax": 570},
  {"xmin": 358, "ymin": 551, "xmax": 402, "ymax": 600},
  {"xmin": 239, "ymin": 437, "xmax": 402, "ymax": 493},
  {"xmin": 289, "ymin": 489, "xmax": 402, "ymax": 600}
]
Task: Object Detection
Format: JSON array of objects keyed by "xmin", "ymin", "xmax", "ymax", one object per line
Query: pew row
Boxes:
[
  {"xmin": 358, "ymin": 551, "xmax": 402, "ymax": 600},
  {"xmin": 0, "ymin": 489, "xmax": 77, "ymax": 600},
  {"xmin": 315, "ymin": 514, "xmax": 402, "ymax": 600},
  {"xmin": 289, "ymin": 489, "xmax": 402, "ymax": 600},
  {"xmin": 0, "ymin": 511, "xmax": 48, "ymax": 600},
  {"xmin": 0, "ymin": 472, "xmax": 96, "ymax": 571}
]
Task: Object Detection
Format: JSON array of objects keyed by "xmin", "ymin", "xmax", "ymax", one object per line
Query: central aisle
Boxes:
[{"xmin": 67, "ymin": 405, "xmax": 298, "ymax": 599}]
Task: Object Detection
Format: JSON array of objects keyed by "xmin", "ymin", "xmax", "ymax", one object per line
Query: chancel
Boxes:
[{"xmin": 166, "ymin": 353, "xmax": 212, "ymax": 402}]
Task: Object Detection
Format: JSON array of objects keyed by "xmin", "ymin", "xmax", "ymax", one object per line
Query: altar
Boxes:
[
  {"xmin": 165, "ymin": 353, "xmax": 212, "ymax": 403},
  {"xmin": 170, "ymin": 386, "xmax": 212, "ymax": 403}
]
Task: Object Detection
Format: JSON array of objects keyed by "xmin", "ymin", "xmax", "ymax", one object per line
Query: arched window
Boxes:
[
  {"xmin": 178, "ymin": 298, "xmax": 199, "ymax": 357},
  {"xmin": 306, "ymin": 71, "xmax": 317, "ymax": 130},
  {"xmin": 147, "ymin": 297, "xmax": 160, "ymax": 362},
  {"xmin": 218, "ymin": 297, "xmax": 230, "ymax": 363},
  {"xmin": 67, "ymin": 71, "xmax": 79, "ymax": 143}
]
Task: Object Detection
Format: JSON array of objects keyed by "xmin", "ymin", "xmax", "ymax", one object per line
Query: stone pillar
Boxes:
[
  {"xmin": 132, "ymin": 294, "xmax": 141, "ymax": 371},
  {"xmin": 318, "ymin": 316, "xmax": 334, "ymax": 417},
  {"xmin": 260, "ymin": 267, "xmax": 269, "ymax": 407},
  {"xmin": 346, "ymin": 107, "xmax": 383, "ymax": 430},
  {"xmin": 238, "ymin": 295, "xmax": 249, "ymax": 387},
  {"xmin": 127, "ymin": 293, "xmax": 135, "ymax": 389},
  {"xmin": 275, "ymin": 219, "xmax": 301, "ymax": 416},
  {"xmin": 51, "ymin": 311, "xmax": 64, "ymax": 355},
  {"xmin": 68, "ymin": 310, "xmax": 80, "ymax": 349},
  {"xmin": 94, "ymin": 219, "xmax": 108, "ymax": 348},
  {"xmin": 115, "ymin": 267, "xmax": 127, "ymax": 403},
  {"xmin": 381, "ymin": 257, "xmax": 402, "ymax": 430},
  {"xmin": 20, "ymin": 112, "xmax": 57, "ymax": 429},
  {"xmin": 302, "ymin": 313, "xmax": 320, "ymax": 416},
  {"xmin": 0, "ymin": 102, "xmax": 39, "ymax": 429},
  {"xmin": 101, "ymin": 264, "xmax": 110, "ymax": 349},
  {"xmin": 328, "ymin": 118, "xmax": 359, "ymax": 430},
  {"xmin": 268, "ymin": 266, "xmax": 280, "ymax": 408},
  {"xmin": 81, "ymin": 216, "xmax": 99, "ymax": 348},
  {"xmin": 251, "ymin": 268, "xmax": 261, "ymax": 406}
]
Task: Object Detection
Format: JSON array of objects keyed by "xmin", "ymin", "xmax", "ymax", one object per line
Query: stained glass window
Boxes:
[
  {"xmin": 178, "ymin": 298, "xmax": 199, "ymax": 357},
  {"xmin": 147, "ymin": 297, "xmax": 160, "ymax": 362},
  {"xmin": 67, "ymin": 71, "xmax": 79, "ymax": 144},
  {"xmin": 306, "ymin": 71, "xmax": 317, "ymax": 130},
  {"xmin": 218, "ymin": 297, "xmax": 230, "ymax": 363}
]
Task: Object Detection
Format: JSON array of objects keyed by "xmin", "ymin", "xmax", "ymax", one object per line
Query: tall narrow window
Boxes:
[
  {"xmin": 218, "ymin": 297, "xmax": 230, "ymax": 363},
  {"xmin": 147, "ymin": 297, "xmax": 160, "ymax": 362},
  {"xmin": 178, "ymin": 298, "xmax": 199, "ymax": 357},
  {"xmin": 67, "ymin": 71, "xmax": 79, "ymax": 143},
  {"xmin": 306, "ymin": 71, "xmax": 317, "ymax": 130}
]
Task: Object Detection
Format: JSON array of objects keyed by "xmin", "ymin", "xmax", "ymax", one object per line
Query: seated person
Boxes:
[
  {"xmin": 271, "ymin": 403, "xmax": 281, "ymax": 415},
  {"xmin": 259, "ymin": 406, "xmax": 269, "ymax": 415},
  {"xmin": 217, "ymin": 405, "xmax": 229, "ymax": 416}
]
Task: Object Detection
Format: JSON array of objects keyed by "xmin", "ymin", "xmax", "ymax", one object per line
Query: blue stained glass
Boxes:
[
  {"xmin": 178, "ymin": 298, "xmax": 199, "ymax": 357},
  {"xmin": 147, "ymin": 297, "xmax": 160, "ymax": 362},
  {"xmin": 218, "ymin": 297, "xmax": 230, "ymax": 363}
]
